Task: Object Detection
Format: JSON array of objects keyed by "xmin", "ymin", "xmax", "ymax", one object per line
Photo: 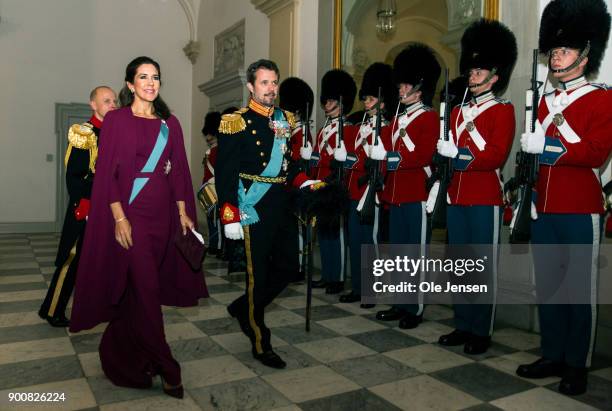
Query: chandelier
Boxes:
[{"xmin": 376, "ymin": 0, "xmax": 397, "ymax": 36}]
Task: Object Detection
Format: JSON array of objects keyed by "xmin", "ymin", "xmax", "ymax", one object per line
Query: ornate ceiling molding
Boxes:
[{"xmin": 251, "ymin": 0, "xmax": 295, "ymax": 17}]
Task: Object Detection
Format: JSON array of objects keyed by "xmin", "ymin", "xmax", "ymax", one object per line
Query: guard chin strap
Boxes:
[
  {"xmin": 549, "ymin": 41, "xmax": 590, "ymax": 74},
  {"xmin": 468, "ymin": 68, "xmax": 497, "ymax": 89},
  {"xmin": 400, "ymin": 80, "xmax": 423, "ymax": 101}
]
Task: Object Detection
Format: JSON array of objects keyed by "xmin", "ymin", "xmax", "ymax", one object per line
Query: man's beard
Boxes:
[{"xmin": 255, "ymin": 93, "xmax": 275, "ymax": 107}]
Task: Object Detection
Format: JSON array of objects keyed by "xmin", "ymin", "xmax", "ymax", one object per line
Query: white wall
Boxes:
[{"xmin": 0, "ymin": 0, "xmax": 193, "ymax": 225}]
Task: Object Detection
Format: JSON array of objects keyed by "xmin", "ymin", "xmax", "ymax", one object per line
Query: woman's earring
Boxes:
[{"xmin": 130, "ymin": 89, "xmax": 135, "ymax": 94}]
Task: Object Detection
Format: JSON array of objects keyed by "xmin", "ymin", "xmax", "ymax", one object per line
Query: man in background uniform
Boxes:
[
  {"xmin": 39, "ymin": 86, "xmax": 116, "ymax": 327},
  {"xmin": 201, "ymin": 111, "xmax": 222, "ymax": 256},
  {"xmin": 376, "ymin": 44, "xmax": 440, "ymax": 329},
  {"xmin": 517, "ymin": 0, "xmax": 611, "ymax": 395}
]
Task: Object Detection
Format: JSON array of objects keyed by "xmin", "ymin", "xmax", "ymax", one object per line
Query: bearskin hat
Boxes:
[
  {"xmin": 359, "ymin": 62, "xmax": 399, "ymax": 113},
  {"xmin": 460, "ymin": 19, "xmax": 517, "ymax": 94},
  {"xmin": 393, "ymin": 43, "xmax": 442, "ymax": 106},
  {"xmin": 279, "ymin": 77, "xmax": 314, "ymax": 119},
  {"xmin": 320, "ymin": 69, "xmax": 358, "ymax": 113},
  {"xmin": 539, "ymin": 0, "xmax": 611, "ymax": 76},
  {"xmin": 202, "ymin": 111, "xmax": 221, "ymax": 136}
]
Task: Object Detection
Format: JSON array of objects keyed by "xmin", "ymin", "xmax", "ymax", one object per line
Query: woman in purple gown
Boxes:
[{"xmin": 69, "ymin": 56, "xmax": 208, "ymax": 399}]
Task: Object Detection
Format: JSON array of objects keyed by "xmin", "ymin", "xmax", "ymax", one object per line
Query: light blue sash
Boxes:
[
  {"xmin": 238, "ymin": 109, "xmax": 287, "ymax": 226},
  {"xmin": 128, "ymin": 121, "xmax": 169, "ymax": 204}
]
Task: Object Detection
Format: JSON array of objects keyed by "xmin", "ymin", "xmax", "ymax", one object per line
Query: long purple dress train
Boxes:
[{"xmin": 69, "ymin": 107, "xmax": 208, "ymax": 388}]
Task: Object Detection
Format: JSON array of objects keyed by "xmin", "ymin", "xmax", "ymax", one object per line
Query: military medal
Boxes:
[{"xmin": 553, "ymin": 113, "xmax": 565, "ymax": 126}]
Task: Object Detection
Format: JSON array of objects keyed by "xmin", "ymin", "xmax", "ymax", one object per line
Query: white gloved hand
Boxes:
[
  {"xmin": 334, "ymin": 141, "xmax": 347, "ymax": 162},
  {"xmin": 224, "ymin": 222, "xmax": 244, "ymax": 240},
  {"xmin": 370, "ymin": 139, "xmax": 387, "ymax": 161},
  {"xmin": 437, "ymin": 138, "xmax": 459, "ymax": 158},
  {"xmin": 426, "ymin": 181, "xmax": 440, "ymax": 214},
  {"xmin": 520, "ymin": 123, "xmax": 546, "ymax": 154},
  {"xmin": 300, "ymin": 142, "xmax": 313, "ymax": 160},
  {"xmin": 531, "ymin": 201, "xmax": 538, "ymax": 220},
  {"xmin": 299, "ymin": 179, "xmax": 322, "ymax": 189}
]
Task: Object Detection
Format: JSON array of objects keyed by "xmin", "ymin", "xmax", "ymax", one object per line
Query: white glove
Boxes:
[
  {"xmin": 426, "ymin": 181, "xmax": 440, "ymax": 214},
  {"xmin": 224, "ymin": 222, "xmax": 244, "ymax": 240},
  {"xmin": 520, "ymin": 123, "xmax": 546, "ymax": 154},
  {"xmin": 370, "ymin": 139, "xmax": 387, "ymax": 161},
  {"xmin": 334, "ymin": 141, "xmax": 347, "ymax": 162},
  {"xmin": 299, "ymin": 179, "xmax": 322, "ymax": 189},
  {"xmin": 531, "ymin": 201, "xmax": 538, "ymax": 220},
  {"xmin": 300, "ymin": 142, "xmax": 313, "ymax": 160},
  {"xmin": 437, "ymin": 139, "xmax": 458, "ymax": 158}
]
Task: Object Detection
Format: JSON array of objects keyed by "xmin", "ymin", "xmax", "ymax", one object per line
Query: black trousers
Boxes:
[
  {"xmin": 228, "ymin": 193, "xmax": 299, "ymax": 354},
  {"xmin": 39, "ymin": 234, "xmax": 84, "ymax": 319}
]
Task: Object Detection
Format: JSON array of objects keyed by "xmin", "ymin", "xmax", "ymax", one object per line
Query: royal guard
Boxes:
[
  {"xmin": 303, "ymin": 69, "xmax": 357, "ymax": 294},
  {"xmin": 516, "ymin": 0, "xmax": 611, "ymax": 396},
  {"xmin": 436, "ymin": 19, "xmax": 517, "ymax": 354},
  {"xmin": 338, "ymin": 63, "xmax": 397, "ymax": 306},
  {"xmin": 376, "ymin": 44, "xmax": 441, "ymax": 329},
  {"xmin": 279, "ymin": 77, "xmax": 314, "ymax": 281},
  {"xmin": 201, "ymin": 111, "xmax": 222, "ymax": 255},
  {"xmin": 39, "ymin": 86, "xmax": 117, "ymax": 327}
]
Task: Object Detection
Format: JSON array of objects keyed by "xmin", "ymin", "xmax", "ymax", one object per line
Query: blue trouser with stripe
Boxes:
[
  {"xmin": 319, "ymin": 223, "xmax": 346, "ymax": 282},
  {"xmin": 389, "ymin": 202, "xmax": 430, "ymax": 316},
  {"xmin": 531, "ymin": 213, "xmax": 600, "ymax": 368},
  {"xmin": 447, "ymin": 205, "xmax": 500, "ymax": 337},
  {"xmin": 348, "ymin": 200, "xmax": 379, "ymax": 294}
]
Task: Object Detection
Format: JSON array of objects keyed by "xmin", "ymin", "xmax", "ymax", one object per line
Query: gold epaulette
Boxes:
[
  {"xmin": 236, "ymin": 107, "xmax": 249, "ymax": 114},
  {"xmin": 284, "ymin": 110, "xmax": 296, "ymax": 129},
  {"xmin": 65, "ymin": 122, "xmax": 98, "ymax": 172},
  {"xmin": 67, "ymin": 123, "xmax": 95, "ymax": 149},
  {"xmin": 219, "ymin": 112, "xmax": 247, "ymax": 135}
]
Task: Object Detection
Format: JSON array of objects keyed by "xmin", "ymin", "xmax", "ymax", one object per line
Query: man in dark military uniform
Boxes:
[
  {"xmin": 201, "ymin": 111, "xmax": 222, "ymax": 256},
  {"xmin": 39, "ymin": 86, "xmax": 117, "ymax": 327},
  {"xmin": 217, "ymin": 59, "xmax": 320, "ymax": 369},
  {"xmin": 517, "ymin": 0, "xmax": 611, "ymax": 396}
]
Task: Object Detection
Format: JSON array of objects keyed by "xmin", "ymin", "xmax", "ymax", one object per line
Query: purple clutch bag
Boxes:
[{"xmin": 174, "ymin": 229, "xmax": 207, "ymax": 271}]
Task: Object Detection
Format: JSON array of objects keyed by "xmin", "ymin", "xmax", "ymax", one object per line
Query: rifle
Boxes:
[
  {"xmin": 302, "ymin": 102, "xmax": 311, "ymax": 176},
  {"xmin": 335, "ymin": 96, "xmax": 345, "ymax": 185},
  {"xmin": 510, "ymin": 49, "xmax": 541, "ymax": 243},
  {"xmin": 358, "ymin": 87, "xmax": 383, "ymax": 225},
  {"xmin": 430, "ymin": 69, "xmax": 453, "ymax": 229},
  {"xmin": 304, "ymin": 213, "xmax": 314, "ymax": 331}
]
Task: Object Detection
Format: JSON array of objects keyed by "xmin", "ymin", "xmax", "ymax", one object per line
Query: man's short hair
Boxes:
[
  {"xmin": 246, "ymin": 59, "xmax": 279, "ymax": 85},
  {"xmin": 89, "ymin": 86, "xmax": 113, "ymax": 101}
]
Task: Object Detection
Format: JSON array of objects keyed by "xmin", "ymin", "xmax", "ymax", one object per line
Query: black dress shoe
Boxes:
[
  {"xmin": 559, "ymin": 367, "xmax": 587, "ymax": 396},
  {"xmin": 253, "ymin": 350, "xmax": 286, "ymax": 369},
  {"xmin": 45, "ymin": 314, "xmax": 70, "ymax": 327},
  {"xmin": 325, "ymin": 282, "xmax": 344, "ymax": 294},
  {"xmin": 398, "ymin": 313, "xmax": 422, "ymax": 329},
  {"xmin": 360, "ymin": 303, "xmax": 375, "ymax": 309},
  {"xmin": 516, "ymin": 358, "xmax": 564, "ymax": 379},
  {"xmin": 339, "ymin": 292, "xmax": 360, "ymax": 303},
  {"xmin": 311, "ymin": 279, "xmax": 328, "ymax": 289},
  {"xmin": 376, "ymin": 307, "xmax": 405, "ymax": 321},
  {"xmin": 464, "ymin": 335, "xmax": 491, "ymax": 355},
  {"xmin": 438, "ymin": 329, "xmax": 470, "ymax": 346},
  {"xmin": 161, "ymin": 377, "xmax": 184, "ymax": 399}
]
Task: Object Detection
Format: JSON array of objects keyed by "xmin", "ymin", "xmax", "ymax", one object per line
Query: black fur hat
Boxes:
[
  {"xmin": 539, "ymin": 0, "xmax": 611, "ymax": 76},
  {"xmin": 460, "ymin": 19, "xmax": 517, "ymax": 94},
  {"xmin": 202, "ymin": 111, "xmax": 221, "ymax": 136},
  {"xmin": 393, "ymin": 43, "xmax": 442, "ymax": 106},
  {"xmin": 359, "ymin": 62, "xmax": 399, "ymax": 113},
  {"xmin": 320, "ymin": 69, "xmax": 358, "ymax": 113},
  {"xmin": 279, "ymin": 77, "xmax": 314, "ymax": 118}
]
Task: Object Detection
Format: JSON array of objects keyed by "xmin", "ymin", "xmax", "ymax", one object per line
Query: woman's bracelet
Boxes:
[{"xmin": 115, "ymin": 216, "xmax": 127, "ymax": 224}]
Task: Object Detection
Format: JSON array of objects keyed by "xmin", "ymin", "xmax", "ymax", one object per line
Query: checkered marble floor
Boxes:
[{"xmin": 1, "ymin": 233, "xmax": 611, "ymax": 411}]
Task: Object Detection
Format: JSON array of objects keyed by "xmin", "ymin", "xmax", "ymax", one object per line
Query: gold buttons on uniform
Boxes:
[
  {"xmin": 263, "ymin": 162, "xmax": 267, "ymax": 166},
  {"xmin": 247, "ymin": 119, "xmax": 252, "ymax": 124},
  {"xmin": 256, "ymin": 141, "xmax": 261, "ymax": 146},
  {"xmin": 252, "ymin": 130, "xmax": 257, "ymax": 135},
  {"xmin": 260, "ymin": 152, "xmax": 265, "ymax": 157}
]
